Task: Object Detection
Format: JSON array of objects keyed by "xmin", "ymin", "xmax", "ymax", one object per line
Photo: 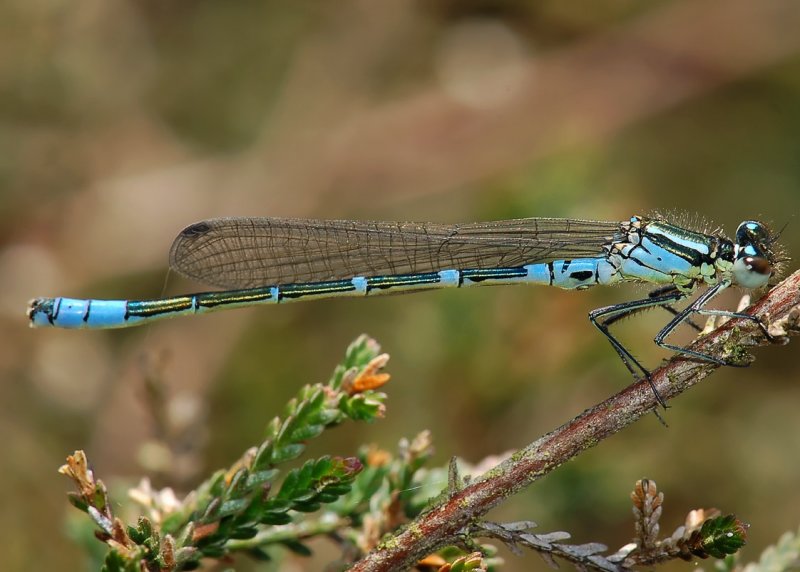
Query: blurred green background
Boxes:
[{"xmin": 2, "ymin": 0, "xmax": 800, "ymax": 570}]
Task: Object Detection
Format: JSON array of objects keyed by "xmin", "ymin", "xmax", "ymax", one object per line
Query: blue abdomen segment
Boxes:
[
  {"xmin": 29, "ymin": 295, "xmax": 212, "ymax": 329},
  {"xmin": 28, "ymin": 297, "xmax": 144, "ymax": 329},
  {"xmin": 551, "ymin": 259, "xmax": 603, "ymax": 288},
  {"xmin": 524, "ymin": 259, "xmax": 617, "ymax": 289}
]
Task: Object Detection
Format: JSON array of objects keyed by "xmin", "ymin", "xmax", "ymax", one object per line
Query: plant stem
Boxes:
[{"xmin": 227, "ymin": 514, "xmax": 348, "ymax": 551}]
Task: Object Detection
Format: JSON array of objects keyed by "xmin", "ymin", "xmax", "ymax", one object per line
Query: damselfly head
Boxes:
[{"xmin": 732, "ymin": 220, "xmax": 779, "ymax": 288}]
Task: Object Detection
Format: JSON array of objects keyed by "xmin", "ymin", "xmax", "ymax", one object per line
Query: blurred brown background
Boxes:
[{"xmin": 2, "ymin": 0, "xmax": 800, "ymax": 570}]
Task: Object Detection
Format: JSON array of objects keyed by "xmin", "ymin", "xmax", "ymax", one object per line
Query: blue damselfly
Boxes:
[{"xmin": 28, "ymin": 215, "xmax": 785, "ymax": 405}]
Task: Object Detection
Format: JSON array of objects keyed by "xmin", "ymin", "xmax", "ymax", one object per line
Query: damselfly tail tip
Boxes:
[{"xmin": 27, "ymin": 297, "xmax": 52, "ymax": 328}]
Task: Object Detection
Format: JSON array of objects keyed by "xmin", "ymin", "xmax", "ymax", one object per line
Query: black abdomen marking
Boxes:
[{"xmin": 570, "ymin": 270, "xmax": 594, "ymax": 282}]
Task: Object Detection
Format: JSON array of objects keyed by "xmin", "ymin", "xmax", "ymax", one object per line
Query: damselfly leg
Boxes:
[
  {"xmin": 599, "ymin": 285, "xmax": 704, "ymax": 332},
  {"xmin": 653, "ymin": 280, "xmax": 776, "ymax": 362},
  {"xmin": 589, "ymin": 290, "xmax": 686, "ymax": 408},
  {"xmin": 591, "ymin": 281, "xmax": 774, "ymax": 408}
]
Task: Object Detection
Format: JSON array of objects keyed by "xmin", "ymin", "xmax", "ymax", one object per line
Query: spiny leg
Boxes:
[
  {"xmin": 654, "ymin": 280, "xmax": 775, "ymax": 364},
  {"xmin": 693, "ymin": 309, "xmax": 777, "ymax": 341},
  {"xmin": 589, "ymin": 289, "xmax": 687, "ymax": 408},
  {"xmin": 600, "ymin": 285, "xmax": 703, "ymax": 332}
]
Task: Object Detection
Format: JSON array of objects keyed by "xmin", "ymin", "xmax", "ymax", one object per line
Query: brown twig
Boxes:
[{"xmin": 349, "ymin": 269, "xmax": 800, "ymax": 571}]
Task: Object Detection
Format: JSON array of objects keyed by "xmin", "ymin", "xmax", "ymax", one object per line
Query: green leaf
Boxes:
[
  {"xmin": 281, "ymin": 539, "xmax": 313, "ymax": 556},
  {"xmin": 264, "ymin": 498, "xmax": 292, "ymax": 513},
  {"xmin": 246, "ymin": 547, "xmax": 272, "ymax": 561},
  {"xmin": 175, "ymin": 522, "xmax": 195, "ymax": 548},
  {"xmin": 173, "ymin": 546, "xmax": 199, "ymax": 567},
  {"xmin": 271, "ymin": 443, "xmax": 306, "ymax": 464},
  {"xmin": 317, "ymin": 409, "xmax": 342, "ymax": 425},
  {"xmin": 292, "ymin": 501, "xmax": 322, "ymax": 513},
  {"xmin": 199, "ymin": 544, "xmax": 226, "ymax": 558},
  {"xmin": 312, "ymin": 456, "xmax": 334, "ymax": 478},
  {"xmin": 205, "ymin": 470, "xmax": 228, "ymax": 497},
  {"xmin": 229, "ymin": 526, "xmax": 258, "ymax": 540},
  {"xmin": 260, "ymin": 511, "xmax": 293, "ymax": 525},
  {"xmin": 226, "ymin": 468, "xmax": 249, "ymax": 497},
  {"xmin": 289, "ymin": 423, "xmax": 325, "ymax": 442},
  {"xmin": 67, "ymin": 492, "xmax": 89, "ymax": 513},
  {"xmin": 218, "ymin": 498, "xmax": 250, "ymax": 518},
  {"xmin": 93, "ymin": 481, "xmax": 110, "ymax": 512},
  {"xmin": 201, "ymin": 497, "xmax": 222, "ymax": 521},
  {"xmin": 128, "ymin": 517, "xmax": 153, "ymax": 544},
  {"xmin": 161, "ymin": 511, "xmax": 190, "ymax": 535},
  {"xmin": 239, "ymin": 492, "xmax": 269, "ymax": 523},
  {"xmin": 264, "ymin": 416, "xmax": 281, "ymax": 440},
  {"xmin": 245, "ymin": 468, "xmax": 279, "ymax": 488},
  {"xmin": 252, "ymin": 441, "xmax": 275, "ymax": 470},
  {"xmin": 691, "ymin": 515, "xmax": 748, "ymax": 559},
  {"xmin": 101, "ymin": 550, "xmax": 133, "ymax": 572},
  {"xmin": 340, "ymin": 394, "xmax": 384, "ymax": 421},
  {"xmin": 329, "ymin": 365, "xmax": 347, "ymax": 390},
  {"xmin": 317, "ymin": 492, "xmax": 344, "ymax": 503},
  {"xmin": 277, "ymin": 467, "xmax": 301, "ymax": 499},
  {"xmin": 344, "ymin": 335, "xmax": 380, "ymax": 369}
]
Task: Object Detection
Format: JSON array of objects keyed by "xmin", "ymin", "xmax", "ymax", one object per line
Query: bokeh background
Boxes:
[{"xmin": 2, "ymin": 1, "xmax": 800, "ymax": 570}]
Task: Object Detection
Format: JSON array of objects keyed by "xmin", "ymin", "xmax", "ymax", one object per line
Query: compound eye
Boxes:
[
  {"xmin": 733, "ymin": 255, "xmax": 772, "ymax": 288},
  {"xmin": 736, "ymin": 221, "xmax": 769, "ymax": 246}
]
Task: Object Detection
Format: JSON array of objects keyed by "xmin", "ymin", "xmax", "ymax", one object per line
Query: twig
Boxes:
[{"xmin": 349, "ymin": 269, "xmax": 800, "ymax": 571}]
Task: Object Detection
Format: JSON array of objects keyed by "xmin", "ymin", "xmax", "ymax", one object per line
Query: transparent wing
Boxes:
[{"xmin": 169, "ymin": 216, "xmax": 625, "ymax": 289}]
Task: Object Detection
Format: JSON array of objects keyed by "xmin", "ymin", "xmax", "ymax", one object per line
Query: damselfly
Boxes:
[{"xmin": 28, "ymin": 215, "xmax": 785, "ymax": 405}]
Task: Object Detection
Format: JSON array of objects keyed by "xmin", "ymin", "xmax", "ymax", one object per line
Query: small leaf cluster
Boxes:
[
  {"xmin": 474, "ymin": 520, "xmax": 620, "ymax": 572},
  {"xmin": 61, "ymin": 335, "xmax": 390, "ymax": 571},
  {"xmin": 620, "ymin": 479, "xmax": 749, "ymax": 567},
  {"xmin": 182, "ymin": 453, "xmax": 363, "ymax": 564},
  {"xmin": 223, "ymin": 430, "xmax": 490, "ymax": 569},
  {"xmin": 686, "ymin": 514, "xmax": 748, "ymax": 559},
  {"xmin": 330, "ymin": 431, "xmax": 439, "ymax": 545},
  {"xmin": 466, "ymin": 479, "xmax": 751, "ymax": 572}
]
